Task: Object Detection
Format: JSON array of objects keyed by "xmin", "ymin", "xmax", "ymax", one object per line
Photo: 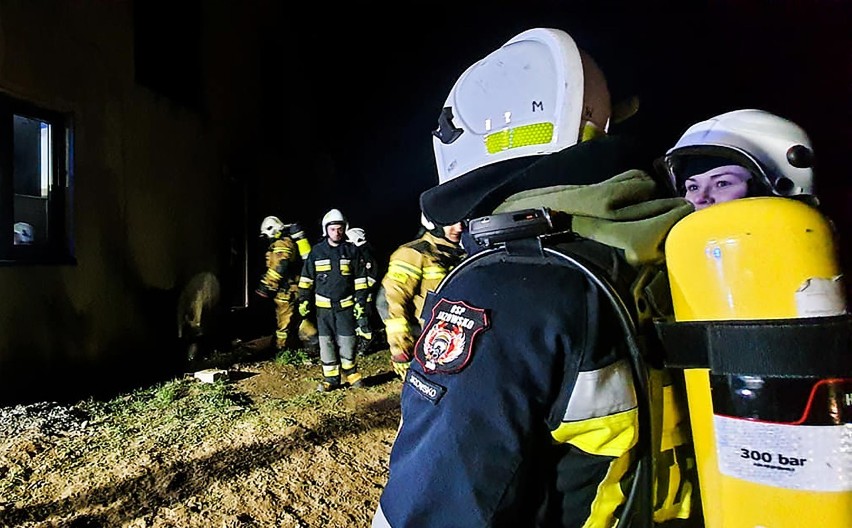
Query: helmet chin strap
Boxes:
[{"xmin": 428, "ymin": 225, "xmax": 447, "ymax": 239}]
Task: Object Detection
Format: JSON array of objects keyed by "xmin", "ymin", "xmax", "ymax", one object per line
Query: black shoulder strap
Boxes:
[{"xmin": 433, "ymin": 237, "xmax": 638, "ymax": 326}]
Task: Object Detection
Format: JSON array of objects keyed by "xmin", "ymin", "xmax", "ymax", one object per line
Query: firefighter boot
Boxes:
[
  {"xmin": 316, "ymin": 375, "xmax": 342, "ymax": 393},
  {"xmin": 317, "ymin": 359, "xmax": 341, "ymax": 393},
  {"xmin": 356, "ymin": 335, "xmax": 372, "ymax": 357},
  {"xmin": 343, "ymin": 367, "xmax": 363, "ymax": 389}
]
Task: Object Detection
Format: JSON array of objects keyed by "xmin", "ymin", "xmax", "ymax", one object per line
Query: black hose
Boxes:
[{"xmin": 544, "ymin": 247, "xmax": 653, "ymax": 528}]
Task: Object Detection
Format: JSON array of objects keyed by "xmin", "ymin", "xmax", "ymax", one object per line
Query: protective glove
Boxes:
[
  {"xmin": 298, "ymin": 300, "xmax": 311, "ymax": 317},
  {"xmin": 392, "ymin": 359, "xmax": 411, "ymax": 379},
  {"xmin": 387, "ymin": 332, "xmax": 414, "ymax": 361},
  {"xmin": 354, "ymin": 305, "xmax": 370, "ymax": 336}
]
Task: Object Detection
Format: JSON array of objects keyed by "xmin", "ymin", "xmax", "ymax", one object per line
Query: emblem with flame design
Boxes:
[
  {"xmin": 421, "ymin": 321, "xmax": 466, "ymax": 371},
  {"xmin": 414, "ymin": 298, "xmax": 489, "ymax": 374}
]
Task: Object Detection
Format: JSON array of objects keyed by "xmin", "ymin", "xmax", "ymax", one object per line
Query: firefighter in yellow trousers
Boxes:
[{"xmin": 257, "ymin": 216, "xmax": 310, "ymax": 352}]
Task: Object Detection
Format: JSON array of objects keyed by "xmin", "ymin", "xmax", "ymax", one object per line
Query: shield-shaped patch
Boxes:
[{"xmin": 414, "ymin": 298, "xmax": 488, "ymax": 374}]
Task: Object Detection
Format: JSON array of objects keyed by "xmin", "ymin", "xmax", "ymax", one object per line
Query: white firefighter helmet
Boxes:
[
  {"xmin": 661, "ymin": 109, "xmax": 815, "ymax": 199},
  {"xmin": 13, "ymin": 222, "xmax": 34, "ymax": 244},
  {"xmin": 420, "ymin": 212, "xmax": 436, "ymax": 231},
  {"xmin": 346, "ymin": 227, "xmax": 367, "ymax": 247},
  {"xmin": 260, "ymin": 216, "xmax": 285, "ymax": 238},
  {"xmin": 432, "ymin": 27, "xmax": 611, "ymax": 186},
  {"xmin": 321, "ymin": 208, "xmax": 348, "ymax": 236}
]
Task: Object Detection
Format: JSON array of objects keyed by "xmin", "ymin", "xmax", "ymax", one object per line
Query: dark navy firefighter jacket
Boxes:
[{"xmin": 374, "ymin": 240, "xmax": 641, "ymax": 527}]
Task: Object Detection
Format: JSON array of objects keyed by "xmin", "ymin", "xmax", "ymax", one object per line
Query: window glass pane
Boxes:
[{"xmin": 13, "ymin": 115, "xmax": 51, "ymax": 245}]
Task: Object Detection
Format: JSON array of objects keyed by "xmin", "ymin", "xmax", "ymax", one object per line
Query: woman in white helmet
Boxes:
[{"xmin": 659, "ymin": 109, "xmax": 816, "ymax": 209}]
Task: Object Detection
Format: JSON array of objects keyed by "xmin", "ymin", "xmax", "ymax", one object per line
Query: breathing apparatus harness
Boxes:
[{"xmin": 433, "ymin": 207, "xmax": 654, "ymax": 528}]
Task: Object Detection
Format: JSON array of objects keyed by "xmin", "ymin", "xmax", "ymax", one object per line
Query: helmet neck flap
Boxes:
[{"xmin": 421, "ymin": 134, "xmax": 646, "ymax": 225}]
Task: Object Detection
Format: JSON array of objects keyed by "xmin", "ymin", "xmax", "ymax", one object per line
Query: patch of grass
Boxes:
[
  {"xmin": 0, "ymin": 351, "xmax": 406, "ymax": 515},
  {"xmin": 153, "ymin": 380, "xmax": 184, "ymax": 406},
  {"xmin": 274, "ymin": 347, "xmax": 310, "ymax": 366},
  {"xmin": 79, "ymin": 377, "xmax": 253, "ymax": 451}
]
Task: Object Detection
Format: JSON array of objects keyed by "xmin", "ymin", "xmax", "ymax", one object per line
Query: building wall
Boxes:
[{"xmin": 0, "ymin": 1, "xmax": 244, "ymax": 404}]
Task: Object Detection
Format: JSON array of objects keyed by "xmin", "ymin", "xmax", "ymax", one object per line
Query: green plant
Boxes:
[
  {"xmin": 77, "ymin": 377, "xmax": 253, "ymax": 451},
  {"xmin": 153, "ymin": 380, "xmax": 183, "ymax": 406},
  {"xmin": 274, "ymin": 347, "xmax": 309, "ymax": 366}
]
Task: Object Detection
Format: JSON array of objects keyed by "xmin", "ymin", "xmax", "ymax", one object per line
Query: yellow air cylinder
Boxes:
[{"xmin": 664, "ymin": 196, "xmax": 851, "ymax": 528}]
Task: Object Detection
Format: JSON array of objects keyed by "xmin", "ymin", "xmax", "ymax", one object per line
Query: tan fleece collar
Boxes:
[{"xmin": 493, "ymin": 170, "xmax": 694, "ymax": 266}]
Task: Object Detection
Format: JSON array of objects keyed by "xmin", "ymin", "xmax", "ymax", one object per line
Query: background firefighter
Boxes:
[
  {"xmin": 379, "ymin": 214, "xmax": 464, "ymax": 378},
  {"xmin": 298, "ymin": 209, "xmax": 371, "ymax": 391},
  {"xmin": 256, "ymin": 216, "xmax": 308, "ymax": 353},
  {"xmin": 346, "ymin": 227, "xmax": 383, "ymax": 355}
]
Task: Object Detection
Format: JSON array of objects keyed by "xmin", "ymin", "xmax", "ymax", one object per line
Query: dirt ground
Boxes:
[{"xmin": 0, "ymin": 342, "xmax": 403, "ymax": 528}]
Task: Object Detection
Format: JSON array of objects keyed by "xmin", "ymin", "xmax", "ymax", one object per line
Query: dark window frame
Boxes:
[{"xmin": 0, "ymin": 92, "xmax": 75, "ymax": 265}]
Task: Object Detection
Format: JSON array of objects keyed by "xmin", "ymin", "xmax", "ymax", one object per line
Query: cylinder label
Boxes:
[
  {"xmin": 714, "ymin": 416, "xmax": 852, "ymax": 491},
  {"xmin": 795, "ymin": 275, "xmax": 847, "ymax": 316}
]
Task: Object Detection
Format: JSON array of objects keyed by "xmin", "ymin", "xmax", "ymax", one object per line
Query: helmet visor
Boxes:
[{"xmin": 658, "ymin": 146, "xmax": 772, "ymax": 198}]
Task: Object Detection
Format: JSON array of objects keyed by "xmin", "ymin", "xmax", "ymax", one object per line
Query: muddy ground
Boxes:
[{"xmin": 0, "ymin": 341, "xmax": 402, "ymax": 528}]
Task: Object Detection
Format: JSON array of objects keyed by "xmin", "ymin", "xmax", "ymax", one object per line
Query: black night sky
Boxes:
[{"xmin": 216, "ymin": 0, "xmax": 852, "ymax": 275}]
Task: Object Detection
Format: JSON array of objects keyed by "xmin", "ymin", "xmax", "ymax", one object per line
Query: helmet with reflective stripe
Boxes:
[
  {"xmin": 260, "ymin": 215, "xmax": 285, "ymax": 238},
  {"xmin": 432, "ymin": 27, "xmax": 611, "ymax": 187},
  {"xmin": 661, "ymin": 109, "xmax": 815, "ymax": 200},
  {"xmin": 321, "ymin": 208, "xmax": 348, "ymax": 236},
  {"xmin": 346, "ymin": 227, "xmax": 367, "ymax": 247}
]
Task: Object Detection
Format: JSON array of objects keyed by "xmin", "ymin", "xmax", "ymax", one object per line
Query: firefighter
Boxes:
[
  {"xmin": 256, "ymin": 216, "xmax": 305, "ymax": 352},
  {"xmin": 380, "ymin": 213, "xmax": 464, "ymax": 378},
  {"xmin": 298, "ymin": 209, "xmax": 371, "ymax": 391},
  {"xmin": 346, "ymin": 227, "xmax": 382, "ymax": 354},
  {"xmin": 655, "ymin": 110, "xmax": 852, "ymax": 528},
  {"xmin": 286, "ymin": 221, "xmax": 320, "ymax": 357},
  {"xmin": 658, "ymin": 108, "xmax": 817, "ymax": 207},
  {"xmin": 373, "ymin": 28, "xmax": 699, "ymax": 527}
]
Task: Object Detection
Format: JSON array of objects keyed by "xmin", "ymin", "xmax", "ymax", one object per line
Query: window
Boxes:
[{"xmin": 0, "ymin": 92, "xmax": 74, "ymax": 264}]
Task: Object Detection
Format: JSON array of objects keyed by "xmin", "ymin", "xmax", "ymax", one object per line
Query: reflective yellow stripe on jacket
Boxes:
[
  {"xmin": 381, "ymin": 231, "xmax": 464, "ymax": 358},
  {"xmin": 551, "ymin": 359, "xmax": 639, "ymax": 527},
  {"xmin": 314, "ymin": 294, "xmax": 355, "ymax": 309}
]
